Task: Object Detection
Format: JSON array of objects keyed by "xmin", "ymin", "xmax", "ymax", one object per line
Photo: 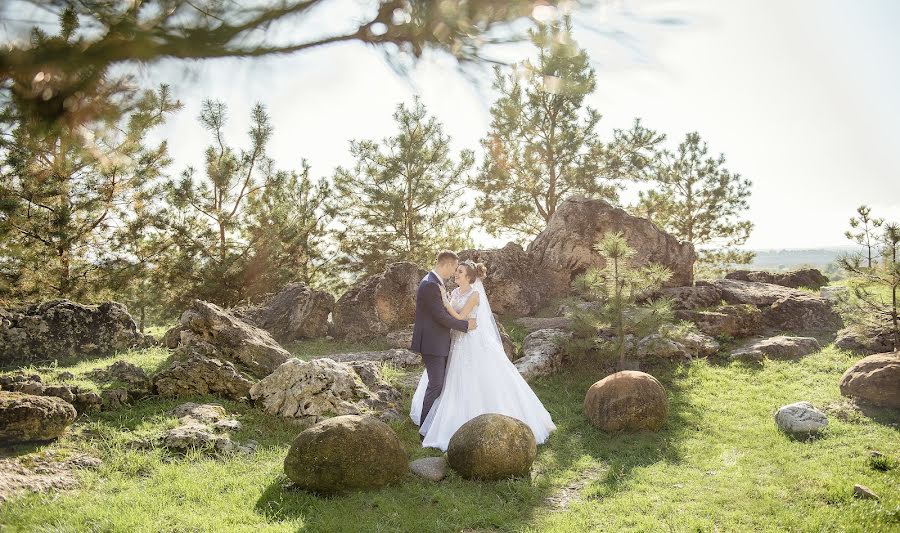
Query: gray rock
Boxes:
[
  {"xmin": 835, "ymin": 326, "xmax": 896, "ymax": 355},
  {"xmin": 730, "ymin": 336, "xmax": 821, "ymax": 361},
  {"xmin": 162, "ymin": 403, "xmax": 252, "ymax": 456},
  {"xmin": 152, "ymin": 355, "xmax": 254, "ymax": 401},
  {"xmin": 332, "ymin": 262, "xmax": 425, "ymax": 340},
  {"xmin": 101, "ymin": 389, "xmax": 130, "ymax": 410},
  {"xmin": 853, "ymin": 484, "xmax": 879, "ymax": 500},
  {"xmin": 87, "ymin": 360, "xmax": 151, "ymax": 392},
  {"xmin": 317, "ymin": 349, "xmax": 420, "ymax": 368},
  {"xmin": 775, "ymin": 401, "xmax": 828, "ymax": 437},
  {"xmin": 675, "ymin": 304, "xmax": 764, "ymax": 339},
  {"xmin": 516, "ymin": 329, "xmax": 571, "ymax": 380},
  {"xmin": 176, "ymin": 300, "xmax": 291, "ymax": 378},
  {"xmin": 0, "ymin": 300, "xmax": 146, "ymax": 366},
  {"xmin": 233, "ymin": 283, "xmax": 334, "ymax": 343},
  {"xmin": 250, "ymin": 358, "xmax": 397, "ymax": 423},
  {"xmin": 409, "ymin": 456, "xmax": 448, "ymax": 482},
  {"xmin": 726, "ymin": 269, "xmax": 829, "ymax": 290},
  {"xmin": 655, "ymin": 285, "xmax": 723, "ymax": 310}
]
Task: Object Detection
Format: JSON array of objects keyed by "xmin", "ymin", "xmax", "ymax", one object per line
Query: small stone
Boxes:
[
  {"xmin": 774, "ymin": 402, "xmax": 828, "ymax": 437},
  {"xmin": 57, "ymin": 371, "xmax": 75, "ymax": 381},
  {"xmin": 853, "ymin": 484, "xmax": 879, "ymax": 500},
  {"xmin": 410, "ymin": 456, "xmax": 448, "ymax": 482},
  {"xmin": 101, "ymin": 388, "xmax": 129, "ymax": 409}
]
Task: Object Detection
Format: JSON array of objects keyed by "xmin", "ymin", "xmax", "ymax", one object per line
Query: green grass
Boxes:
[{"xmin": 1, "ymin": 346, "xmax": 898, "ymax": 532}]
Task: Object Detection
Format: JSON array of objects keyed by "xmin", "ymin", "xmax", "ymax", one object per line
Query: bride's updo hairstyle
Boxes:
[{"xmin": 460, "ymin": 260, "xmax": 488, "ymax": 283}]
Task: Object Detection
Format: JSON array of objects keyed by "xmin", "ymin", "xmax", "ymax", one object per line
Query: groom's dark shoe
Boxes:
[{"xmin": 418, "ymin": 432, "xmax": 425, "ymax": 443}]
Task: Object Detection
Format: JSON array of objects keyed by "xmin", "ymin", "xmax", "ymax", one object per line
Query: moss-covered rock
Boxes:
[
  {"xmin": 447, "ymin": 413, "xmax": 537, "ymax": 481},
  {"xmin": 584, "ymin": 371, "xmax": 668, "ymax": 432},
  {"xmin": 283, "ymin": 415, "xmax": 407, "ymax": 493},
  {"xmin": 0, "ymin": 391, "xmax": 77, "ymax": 443}
]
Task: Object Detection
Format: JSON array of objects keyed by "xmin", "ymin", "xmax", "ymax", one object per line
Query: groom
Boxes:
[{"xmin": 410, "ymin": 250, "xmax": 476, "ymax": 433}]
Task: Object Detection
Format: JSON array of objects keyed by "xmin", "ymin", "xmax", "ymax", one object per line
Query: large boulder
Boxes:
[
  {"xmin": 0, "ymin": 300, "xmax": 146, "ymax": 365},
  {"xmin": 458, "ymin": 243, "xmax": 547, "ymax": 316},
  {"xmin": 697, "ymin": 279, "xmax": 842, "ymax": 335},
  {"xmin": 516, "ymin": 329, "xmax": 571, "ymax": 380},
  {"xmin": 635, "ymin": 331, "xmax": 719, "ymax": 360},
  {"xmin": 234, "ymin": 283, "xmax": 334, "ymax": 343},
  {"xmin": 249, "ymin": 358, "xmax": 399, "ymax": 423},
  {"xmin": 332, "ymin": 262, "xmax": 425, "ymax": 340},
  {"xmin": 0, "ymin": 392, "xmax": 77, "ymax": 444},
  {"xmin": 729, "ymin": 336, "xmax": 821, "ymax": 362},
  {"xmin": 654, "ymin": 285, "xmax": 723, "ymax": 310},
  {"xmin": 152, "ymin": 356, "xmax": 254, "ymax": 401},
  {"xmin": 774, "ymin": 401, "xmax": 828, "ymax": 438},
  {"xmin": 835, "ymin": 326, "xmax": 896, "ymax": 355},
  {"xmin": 175, "ymin": 300, "xmax": 291, "ymax": 378},
  {"xmin": 726, "ymin": 268, "xmax": 829, "ymax": 290},
  {"xmin": 584, "ymin": 371, "xmax": 668, "ymax": 432},
  {"xmin": 527, "ymin": 196, "xmax": 696, "ymax": 299},
  {"xmin": 447, "ymin": 413, "xmax": 537, "ymax": 481},
  {"xmin": 839, "ymin": 353, "xmax": 900, "ymax": 409},
  {"xmin": 284, "ymin": 415, "xmax": 407, "ymax": 493}
]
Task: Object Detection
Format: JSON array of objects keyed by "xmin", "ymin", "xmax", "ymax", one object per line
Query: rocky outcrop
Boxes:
[
  {"xmin": 514, "ymin": 316, "xmax": 573, "ymax": 333},
  {"xmin": 693, "ymin": 279, "xmax": 843, "ymax": 335},
  {"xmin": 516, "ymin": 329, "xmax": 571, "ymax": 380},
  {"xmin": 775, "ymin": 402, "xmax": 828, "ymax": 438},
  {"xmin": 527, "ymin": 197, "xmax": 696, "ymax": 298},
  {"xmin": 0, "ymin": 452, "xmax": 102, "ymax": 503},
  {"xmin": 635, "ymin": 331, "xmax": 719, "ymax": 360},
  {"xmin": 174, "ymin": 300, "xmax": 291, "ymax": 378},
  {"xmin": 447, "ymin": 414, "xmax": 537, "ymax": 481},
  {"xmin": 726, "ymin": 268, "xmax": 829, "ymax": 290},
  {"xmin": 152, "ymin": 356, "xmax": 254, "ymax": 401},
  {"xmin": 332, "ymin": 262, "xmax": 425, "ymax": 340},
  {"xmin": 86, "ymin": 361, "xmax": 151, "ymax": 393},
  {"xmin": 835, "ymin": 326, "xmax": 897, "ymax": 355},
  {"xmin": 729, "ymin": 336, "xmax": 821, "ymax": 361},
  {"xmin": 0, "ymin": 373, "xmax": 101, "ymax": 415},
  {"xmin": 583, "ymin": 371, "xmax": 668, "ymax": 432},
  {"xmin": 0, "ymin": 300, "xmax": 146, "ymax": 365},
  {"xmin": 234, "ymin": 283, "xmax": 334, "ymax": 343},
  {"xmin": 249, "ymin": 358, "xmax": 400, "ymax": 423},
  {"xmin": 459, "ymin": 243, "xmax": 547, "ymax": 316},
  {"xmin": 839, "ymin": 353, "xmax": 900, "ymax": 409},
  {"xmin": 675, "ymin": 305, "xmax": 764, "ymax": 339},
  {"xmin": 0, "ymin": 392, "xmax": 77, "ymax": 444},
  {"xmin": 283, "ymin": 415, "xmax": 407, "ymax": 493},
  {"xmin": 654, "ymin": 285, "xmax": 723, "ymax": 310}
]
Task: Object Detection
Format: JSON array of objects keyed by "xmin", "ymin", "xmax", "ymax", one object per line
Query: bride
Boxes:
[{"xmin": 410, "ymin": 260, "xmax": 556, "ymax": 451}]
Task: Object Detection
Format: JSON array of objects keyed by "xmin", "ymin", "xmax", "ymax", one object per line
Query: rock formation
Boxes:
[
  {"xmin": 233, "ymin": 283, "xmax": 334, "ymax": 343},
  {"xmin": 332, "ymin": 262, "xmax": 424, "ymax": 339}
]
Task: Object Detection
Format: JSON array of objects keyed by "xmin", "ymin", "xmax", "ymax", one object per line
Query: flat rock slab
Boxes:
[
  {"xmin": 317, "ymin": 349, "xmax": 421, "ymax": 368},
  {"xmin": 0, "ymin": 452, "xmax": 102, "ymax": 503},
  {"xmin": 730, "ymin": 336, "xmax": 820, "ymax": 361},
  {"xmin": 410, "ymin": 456, "xmax": 448, "ymax": 482},
  {"xmin": 775, "ymin": 401, "xmax": 828, "ymax": 437}
]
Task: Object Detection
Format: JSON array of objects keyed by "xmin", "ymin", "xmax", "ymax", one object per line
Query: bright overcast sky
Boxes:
[{"xmin": 4, "ymin": 0, "xmax": 900, "ymax": 250}]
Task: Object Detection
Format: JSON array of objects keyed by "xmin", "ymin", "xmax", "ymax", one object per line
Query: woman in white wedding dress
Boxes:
[{"xmin": 410, "ymin": 260, "xmax": 556, "ymax": 451}]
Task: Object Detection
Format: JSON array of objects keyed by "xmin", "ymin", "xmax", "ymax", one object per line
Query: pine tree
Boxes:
[
  {"xmin": 635, "ymin": 132, "xmax": 754, "ymax": 275},
  {"xmin": 334, "ymin": 98, "xmax": 473, "ymax": 279},
  {"xmin": 845, "ymin": 205, "xmax": 884, "ymax": 269},
  {"xmin": 568, "ymin": 232, "xmax": 673, "ymax": 369},
  {"xmin": 839, "ymin": 223, "xmax": 900, "ymax": 353},
  {"xmin": 0, "ymin": 62, "xmax": 180, "ymax": 301},
  {"xmin": 163, "ymin": 100, "xmax": 282, "ymax": 307},
  {"xmin": 472, "ymin": 18, "xmax": 664, "ymax": 239}
]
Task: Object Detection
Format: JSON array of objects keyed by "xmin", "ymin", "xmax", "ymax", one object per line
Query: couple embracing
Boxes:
[{"xmin": 409, "ymin": 250, "xmax": 556, "ymax": 451}]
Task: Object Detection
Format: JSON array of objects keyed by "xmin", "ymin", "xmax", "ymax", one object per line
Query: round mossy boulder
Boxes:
[
  {"xmin": 583, "ymin": 371, "xmax": 668, "ymax": 432},
  {"xmin": 447, "ymin": 413, "xmax": 537, "ymax": 480},
  {"xmin": 0, "ymin": 391, "xmax": 77, "ymax": 443},
  {"xmin": 283, "ymin": 414, "xmax": 407, "ymax": 493}
]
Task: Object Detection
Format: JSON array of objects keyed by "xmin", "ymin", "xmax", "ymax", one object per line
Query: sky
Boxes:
[{"xmin": 4, "ymin": 0, "xmax": 900, "ymax": 250}]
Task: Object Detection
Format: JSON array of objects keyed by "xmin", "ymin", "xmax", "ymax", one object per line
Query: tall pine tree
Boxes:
[
  {"xmin": 334, "ymin": 98, "xmax": 473, "ymax": 279},
  {"xmin": 635, "ymin": 132, "xmax": 754, "ymax": 275},
  {"xmin": 472, "ymin": 18, "xmax": 664, "ymax": 239},
  {"xmin": 845, "ymin": 205, "xmax": 884, "ymax": 269}
]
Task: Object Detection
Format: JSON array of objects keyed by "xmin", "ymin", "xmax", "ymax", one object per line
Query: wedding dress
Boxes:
[{"xmin": 410, "ymin": 280, "xmax": 556, "ymax": 451}]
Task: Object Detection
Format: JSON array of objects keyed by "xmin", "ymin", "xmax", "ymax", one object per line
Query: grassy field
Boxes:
[{"xmin": 1, "ymin": 343, "xmax": 898, "ymax": 532}]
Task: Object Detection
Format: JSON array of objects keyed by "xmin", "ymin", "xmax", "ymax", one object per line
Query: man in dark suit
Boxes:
[{"xmin": 411, "ymin": 250, "xmax": 476, "ymax": 434}]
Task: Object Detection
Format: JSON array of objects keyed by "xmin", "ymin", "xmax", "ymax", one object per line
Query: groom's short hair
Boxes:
[{"xmin": 435, "ymin": 250, "xmax": 458, "ymax": 266}]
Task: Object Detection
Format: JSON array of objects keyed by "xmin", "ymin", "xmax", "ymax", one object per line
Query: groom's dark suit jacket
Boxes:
[{"xmin": 410, "ymin": 271, "xmax": 469, "ymax": 357}]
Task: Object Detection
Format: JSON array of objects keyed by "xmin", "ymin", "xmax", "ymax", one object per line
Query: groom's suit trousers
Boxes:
[{"xmin": 420, "ymin": 353, "xmax": 448, "ymax": 431}]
